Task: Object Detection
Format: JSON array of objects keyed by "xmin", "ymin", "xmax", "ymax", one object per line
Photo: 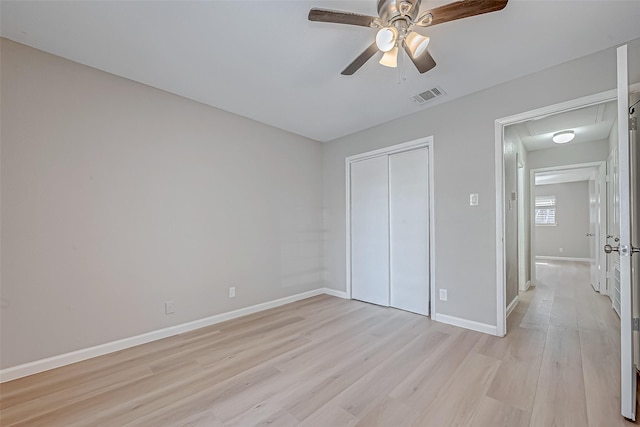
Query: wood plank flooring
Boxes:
[{"xmin": 0, "ymin": 260, "xmax": 634, "ymax": 426}]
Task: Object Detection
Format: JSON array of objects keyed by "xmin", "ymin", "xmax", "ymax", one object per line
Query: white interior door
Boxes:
[
  {"xmin": 631, "ymin": 91, "xmax": 640, "ymax": 382},
  {"xmin": 616, "ymin": 44, "xmax": 636, "ymax": 421},
  {"xmin": 389, "ymin": 148, "xmax": 430, "ymax": 315},
  {"xmin": 607, "ymin": 148, "xmax": 620, "ymax": 308},
  {"xmin": 597, "ymin": 163, "xmax": 608, "ymax": 294},
  {"xmin": 350, "ymin": 156, "xmax": 390, "ymax": 307},
  {"xmin": 589, "ymin": 177, "xmax": 598, "ymax": 291}
]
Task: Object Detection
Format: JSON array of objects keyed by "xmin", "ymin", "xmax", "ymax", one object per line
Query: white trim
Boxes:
[
  {"xmin": 434, "ymin": 313, "xmax": 498, "ymax": 335},
  {"xmin": 530, "ymin": 162, "xmax": 606, "ymax": 174},
  {"xmin": 524, "ymin": 280, "xmax": 532, "ymax": 291},
  {"xmin": 506, "ymin": 296, "xmax": 519, "ymax": 318},
  {"xmin": 529, "ymin": 161, "xmax": 605, "ymax": 286},
  {"xmin": 428, "ymin": 142, "xmax": 436, "ymax": 318},
  {"xmin": 345, "ymin": 137, "xmax": 436, "ymax": 317},
  {"xmin": 0, "ymin": 288, "xmax": 342, "ymax": 383},
  {"xmin": 494, "ymin": 120, "xmax": 506, "ymax": 337},
  {"xmin": 344, "ymin": 139, "xmax": 431, "ymax": 163},
  {"xmin": 535, "ymin": 256, "xmax": 590, "ymax": 262},
  {"xmin": 321, "ymin": 288, "xmax": 349, "ymax": 299},
  {"xmin": 597, "ymin": 162, "xmax": 608, "ymax": 295},
  {"xmin": 495, "ymin": 89, "xmax": 619, "ymax": 338}
]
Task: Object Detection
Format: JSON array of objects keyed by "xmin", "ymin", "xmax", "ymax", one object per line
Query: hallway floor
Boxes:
[{"xmin": 506, "ymin": 260, "xmax": 632, "ymax": 426}]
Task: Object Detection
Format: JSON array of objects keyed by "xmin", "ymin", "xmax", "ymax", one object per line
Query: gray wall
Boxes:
[
  {"xmin": 323, "ymin": 38, "xmax": 640, "ymax": 327},
  {"xmin": 534, "ymin": 181, "xmax": 591, "ymax": 258},
  {"xmin": 0, "ymin": 39, "xmax": 324, "ymax": 368},
  {"xmin": 527, "ymin": 139, "xmax": 609, "ymax": 170}
]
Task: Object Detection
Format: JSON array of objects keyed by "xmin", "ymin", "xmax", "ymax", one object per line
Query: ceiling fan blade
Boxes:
[
  {"xmin": 308, "ymin": 8, "xmax": 380, "ymax": 28},
  {"xmin": 342, "ymin": 42, "xmax": 379, "ymax": 75},
  {"xmin": 423, "ymin": 0, "xmax": 508, "ymax": 27},
  {"xmin": 402, "ymin": 42, "xmax": 436, "ymax": 74}
]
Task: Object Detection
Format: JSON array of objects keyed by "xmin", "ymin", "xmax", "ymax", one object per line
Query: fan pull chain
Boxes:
[{"xmin": 396, "ymin": 44, "xmax": 408, "ymax": 84}]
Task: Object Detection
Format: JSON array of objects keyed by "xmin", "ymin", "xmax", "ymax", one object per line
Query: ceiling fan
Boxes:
[{"xmin": 308, "ymin": 0, "xmax": 508, "ymax": 75}]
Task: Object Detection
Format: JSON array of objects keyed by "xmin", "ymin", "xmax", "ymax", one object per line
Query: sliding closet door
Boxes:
[
  {"xmin": 350, "ymin": 156, "xmax": 390, "ymax": 306},
  {"xmin": 389, "ymin": 148, "xmax": 430, "ymax": 315}
]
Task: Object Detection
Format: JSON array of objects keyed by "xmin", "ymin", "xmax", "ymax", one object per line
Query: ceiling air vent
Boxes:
[{"xmin": 412, "ymin": 86, "xmax": 446, "ymax": 105}]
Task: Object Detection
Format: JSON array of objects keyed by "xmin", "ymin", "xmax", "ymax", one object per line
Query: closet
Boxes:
[{"xmin": 348, "ymin": 144, "xmax": 430, "ymax": 316}]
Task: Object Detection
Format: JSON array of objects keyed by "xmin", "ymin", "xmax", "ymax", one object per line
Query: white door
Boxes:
[
  {"xmin": 616, "ymin": 44, "xmax": 637, "ymax": 421},
  {"xmin": 350, "ymin": 156, "xmax": 390, "ymax": 307},
  {"xmin": 631, "ymin": 91, "xmax": 640, "ymax": 393},
  {"xmin": 607, "ymin": 147, "xmax": 620, "ymax": 309},
  {"xmin": 389, "ymin": 148, "xmax": 430, "ymax": 315},
  {"xmin": 589, "ymin": 176, "xmax": 598, "ymax": 291}
]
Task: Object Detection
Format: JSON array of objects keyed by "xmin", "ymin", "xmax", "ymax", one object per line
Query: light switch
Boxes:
[{"xmin": 469, "ymin": 193, "xmax": 479, "ymax": 206}]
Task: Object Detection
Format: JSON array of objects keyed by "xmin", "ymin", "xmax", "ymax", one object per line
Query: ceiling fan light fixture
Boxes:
[
  {"xmin": 379, "ymin": 46, "xmax": 398, "ymax": 67},
  {"xmin": 552, "ymin": 130, "xmax": 575, "ymax": 144},
  {"xmin": 405, "ymin": 31, "xmax": 430, "ymax": 58},
  {"xmin": 375, "ymin": 26, "xmax": 398, "ymax": 52}
]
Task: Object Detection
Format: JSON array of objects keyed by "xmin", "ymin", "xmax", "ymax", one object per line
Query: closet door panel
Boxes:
[
  {"xmin": 389, "ymin": 148, "xmax": 430, "ymax": 315},
  {"xmin": 350, "ymin": 156, "xmax": 390, "ymax": 306}
]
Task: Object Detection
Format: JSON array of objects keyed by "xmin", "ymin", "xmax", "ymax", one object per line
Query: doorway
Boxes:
[
  {"xmin": 345, "ymin": 137, "xmax": 435, "ymax": 316},
  {"xmin": 529, "ymin": 162, "xmax": 607, "ymax": 292},
  {"xmin": 495, "ymin": 90, "xmax": 621, "ymax": 335}
]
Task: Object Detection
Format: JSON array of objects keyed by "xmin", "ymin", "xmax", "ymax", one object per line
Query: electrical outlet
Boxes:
[
  {"xmin": 559, "ymin": 247, "xmax": 564, "ymax": 253},
  {"xmin": 165, "ymin": 301, "xmax": 175, "ymax": 315},
  {"xmin": 439, "ymin": 289, "xmax": 448, "ymax": 301},
  {"xmin": 229, "ymin": 287, "xmax": 236, "ymax": 298}
]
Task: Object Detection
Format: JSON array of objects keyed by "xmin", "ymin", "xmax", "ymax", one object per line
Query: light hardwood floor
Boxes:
[{"xmin": 0, "ymin": 261, "xmax": 634, "ymax": 426}]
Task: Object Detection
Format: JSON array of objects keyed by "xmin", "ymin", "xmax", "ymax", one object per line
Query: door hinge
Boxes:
[
  {"xmin": 633, "ymin": 318, "xmax": 639, "ymax": 331},
  {"xmin": 631, "ymin": 117, "xmax": 638, "ymax": 131},
  {"xmin": 605, "ymin": 174, "xmax": 611, "ymax": 183}
]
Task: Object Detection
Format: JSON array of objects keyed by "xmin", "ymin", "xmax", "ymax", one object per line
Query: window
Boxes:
[{"xmin": 535, "ymin": 195, "xmax": 556, "ymax": 225}]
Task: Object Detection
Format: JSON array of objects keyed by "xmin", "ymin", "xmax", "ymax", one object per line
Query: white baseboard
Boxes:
[
  {"xmin": 535, "ymin": 256, "xmax": 590, "ymax": 262},
  {"xmin": 1, "ymin": 287, "xmax": 346, "ymax": 383},
  {"xmin": 321, "ymin": 288, "xmax": 349, "ymax": 299},
  {"xmin": 519, "ymin": 280, "xmax": 531, "ymax": 292},
  {"xmin": 506, "ymin": 296, "xmax": 519, "ymax": 318},
  {"xmin": 434, "ymin": 313, "xmax": 498, "ymax": 336}
]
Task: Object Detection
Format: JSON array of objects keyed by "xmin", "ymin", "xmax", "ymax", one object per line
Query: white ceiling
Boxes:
[
  {"xmin": 535, "ymin": 167, "xmax": 597, "ymax": 186},
  {"xmin": 2, "ymin": 1, "xmax": 640, "ymax": 142},
  {"xmin": 507, "ymin": 100, "xmax": 617, "ymax": 151}
]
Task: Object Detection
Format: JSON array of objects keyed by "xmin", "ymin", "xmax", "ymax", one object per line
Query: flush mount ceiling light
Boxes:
[{"xmin": 552, "ymin": 130, "xmax": 575, "ymax": 144}]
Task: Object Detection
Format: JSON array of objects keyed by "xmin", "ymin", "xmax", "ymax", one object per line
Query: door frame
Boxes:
[
  {"xmin": 517, "ymin": 158, "xmax": 528, "ymax": 292},
  {"xmin": 345, "ymin": 136, "xmax": 436, "ymax": 316},
  {"xmin": 495, "ymin": 89, "xmax": 618, "ymax": 336},
  {"xmin": 528, "ymin": 162, "xmax": 606, "ymax": 289}
]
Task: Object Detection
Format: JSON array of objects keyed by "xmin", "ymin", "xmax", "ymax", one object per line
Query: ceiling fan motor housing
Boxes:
[{"xmin": 377, "ymin": 0, "xmax": 422, "ymax": 23}]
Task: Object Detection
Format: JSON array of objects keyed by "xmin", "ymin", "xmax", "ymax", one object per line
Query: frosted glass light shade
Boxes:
[
  {"xmin": 552, "ymin": 130, "xmax": 575, "ymax": 144},
  {"xmin": 379, "ymin": 46, "xmax": 398, "ymax": 68},
  {"xmin": 375, "ymin": 27, "xmax": 398, "ymax": 52},
  {"xmin": 405, "ymin": 32, "xmax": 430, "ymax": 58}
]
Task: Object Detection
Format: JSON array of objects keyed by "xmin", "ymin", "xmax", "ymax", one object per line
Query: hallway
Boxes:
[{"xmin": 504, "ymin": 260, "xmax": 631, "ymax": 426}]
